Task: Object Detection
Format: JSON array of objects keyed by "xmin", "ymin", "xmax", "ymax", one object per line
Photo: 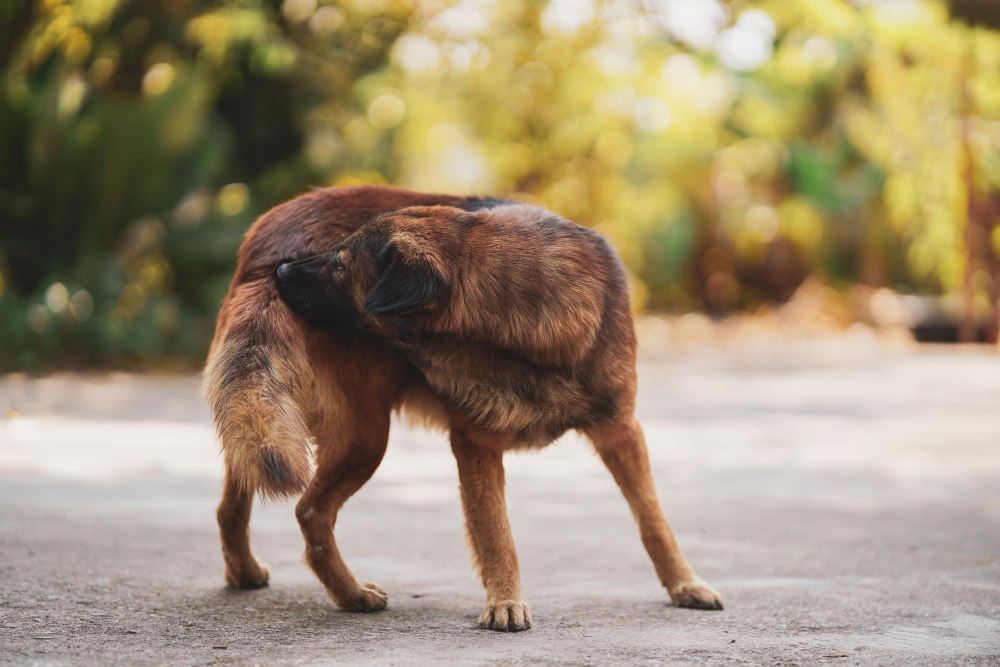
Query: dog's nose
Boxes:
[{"xmin": 276, "ymin": 263, "xmax": 292, "ymax": 281}]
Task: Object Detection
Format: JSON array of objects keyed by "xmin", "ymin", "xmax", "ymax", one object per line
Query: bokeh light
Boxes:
[{"xmin": 1, "ymin": 0, "xmax": 999, "ymax": 369}]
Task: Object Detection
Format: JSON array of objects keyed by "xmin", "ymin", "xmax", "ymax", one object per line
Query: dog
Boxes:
[{"xmin": 204, "ymin": 186, "xmax": 722, "ymax": 632}]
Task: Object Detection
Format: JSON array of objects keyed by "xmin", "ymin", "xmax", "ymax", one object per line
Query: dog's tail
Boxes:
[{"xmin": 203, "ymin": 278, "xmax": 312, "ymax": 499}]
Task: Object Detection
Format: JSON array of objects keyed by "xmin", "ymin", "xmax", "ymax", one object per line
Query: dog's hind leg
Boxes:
[
  {"xmin": 449, "ymin": 421, "xmax": 532, "ymax": 632},
  {"xmin": 295, "ymin": 333, "xmax": 403, "ymax": 612},
  {"xmin": 217, "ymin": 470, "xmax": 269, "ymax": 588},
  {"xmin": 296, "ymin": 448, "xmax": 389, "ymax": 614},
  {"xmin": 585, "ymin": 418, "xmax": 724, "ymax": 610},
  {"xmin": 295, "ymin": 423, "xmax": 390, "ymax": 612}
]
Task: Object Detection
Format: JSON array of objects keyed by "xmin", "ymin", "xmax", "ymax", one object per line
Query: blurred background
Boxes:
[
  {"xmin": 3, "ymin": 4, "xmax": 1000, "ymax": 662},
  {"xmin": 1, "ymin": 0, "xmax": 999, "ymax": 369}
]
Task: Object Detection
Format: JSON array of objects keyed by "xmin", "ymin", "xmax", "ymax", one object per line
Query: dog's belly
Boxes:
[{"xmin": 415, "ymin": 358, "xmax": 592, "ymax": 445}]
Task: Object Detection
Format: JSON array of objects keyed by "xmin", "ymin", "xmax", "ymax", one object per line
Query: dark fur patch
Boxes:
[
  {"xmin": 215, "ymin": 322, "xmax": 274, "ymax": 400},
  {"xmin": 457, "ymin": 196, "xmax": 514, "ymax": 212},
  {"xmin": 261, "ymin": 448, "xmax": 293, "ymax": 490},
  {"xmin": 364, "ymin": 254, "xmax": 442, "ymax": 316},
  {"xmin": 586, "ymin": 390, "xmax": 620, "ymax": 424},
  {"xmin": 218, "ymin": 342, "xmax": 272, "ymax": 395}
]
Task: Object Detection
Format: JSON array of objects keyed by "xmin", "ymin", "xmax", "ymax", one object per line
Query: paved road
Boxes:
[{"xmin": 1, "ymin": 341, "xmax": 999, "ymax": 665}]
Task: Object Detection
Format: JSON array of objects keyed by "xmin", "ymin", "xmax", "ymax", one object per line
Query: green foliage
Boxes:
[
  {"xmin": 1, "ymin": 0, "xmax": 998, "ymax": 368},
  {"xmin": 0, "ymin": 0, "xmax": 411, "ymax": 368}
]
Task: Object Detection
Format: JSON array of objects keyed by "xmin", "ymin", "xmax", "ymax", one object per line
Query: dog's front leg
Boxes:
[
  {"xmin": 449, "ymin": 424, "xmax": 531, "ymax": 632},
  {"xmin": 586, "ymin": 418, "xmax": 724, "ymax": 610}
]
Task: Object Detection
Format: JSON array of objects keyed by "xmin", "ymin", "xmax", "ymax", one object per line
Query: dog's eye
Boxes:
[{"xmin": 333, "ymin": 259, "xmax": 345, "ymax": 272}]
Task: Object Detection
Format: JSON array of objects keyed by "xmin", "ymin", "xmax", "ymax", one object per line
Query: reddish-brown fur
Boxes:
[{"xmin": 204, "ymin": 186, "xmax": 722, "ymax": 632}]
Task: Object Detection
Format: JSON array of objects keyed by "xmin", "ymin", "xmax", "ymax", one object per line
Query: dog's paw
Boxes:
[
  {"xmin": 668, "ymin": 579, "xmax": 724, "ymax": 610},
  {"xmin": 225, "ymin": 562, "xmax": 270, "ymax": 589},
  {"xmin": 341, "ymin": 582, "xmax": 388, "ymax": 613},
  {"xmin": 478, "ymin": 600, "xmax": 532, "ymax": 632}
]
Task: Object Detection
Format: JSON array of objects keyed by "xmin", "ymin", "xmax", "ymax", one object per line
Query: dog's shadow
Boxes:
[
  {"xmin": 187, "ymin": 580, "xmax": 693, "ymax": 640},
  {"xmin": 189, "ymin": 583, "xmax": 483, "ymax": 636}
]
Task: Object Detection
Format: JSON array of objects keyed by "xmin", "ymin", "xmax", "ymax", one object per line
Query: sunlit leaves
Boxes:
[{"xmin": 1, "ymin": 0, "xmax": 999, "ymax": 367}]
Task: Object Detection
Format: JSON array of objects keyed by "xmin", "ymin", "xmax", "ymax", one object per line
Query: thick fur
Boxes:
[
  {"xmin": 204, "ymin": 280, "xmax": 312, "ymax": 499},
  {"xmin": 275, "ymin": 204, "xmax": 635, "ymax": 446},
  {"xmin": 204, "ymin": 187, "xmax": 473, "ymax": 497},
  {"xmin": 207, "ymin": 186, "xmax": 723, "ymax": 631}
]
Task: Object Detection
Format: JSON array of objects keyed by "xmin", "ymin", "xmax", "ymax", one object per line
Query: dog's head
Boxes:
[{"xmin": 275, "ymin": 206, "xmax": 470, "ymax": 330}]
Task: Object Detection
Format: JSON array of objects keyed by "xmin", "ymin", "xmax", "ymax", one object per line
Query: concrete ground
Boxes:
[{"xmin": 1, "ymin": 337, "xmax": 999, "ymax": 665}]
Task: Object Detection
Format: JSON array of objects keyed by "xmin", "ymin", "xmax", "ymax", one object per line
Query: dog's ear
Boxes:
[{"xmin": 363, "ymin": 244, "xmax": 442, "ymax": 317}]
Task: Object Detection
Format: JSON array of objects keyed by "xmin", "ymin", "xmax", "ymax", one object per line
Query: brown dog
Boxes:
[{"xmin": 204, "ymin": 186, "xmax": 722, "ymax": 632}]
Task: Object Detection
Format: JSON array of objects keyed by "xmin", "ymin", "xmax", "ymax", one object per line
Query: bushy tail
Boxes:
[{"xmin": 203, "ymin": 279, "xmax": 312, "ymax": 499}]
